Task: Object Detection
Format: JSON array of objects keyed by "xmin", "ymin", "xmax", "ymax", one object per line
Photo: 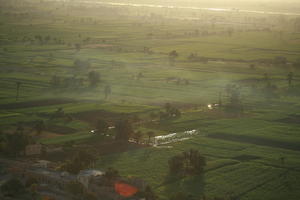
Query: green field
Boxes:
[{"xmin": 0, "ymin": 0, "xmax": 300, "ymax": 199}]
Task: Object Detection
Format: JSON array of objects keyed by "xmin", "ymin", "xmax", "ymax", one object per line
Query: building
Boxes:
[
  {"xmin": 25, "ymin": 144, "xmax": 43, "ymax": 156},
  {"xmin": 32, "ymin": 160, "xmax": 53, "ymax": 169},
  {"xmin": 77, "ymin": 169, "xmax": 104, "ymax": 189}
]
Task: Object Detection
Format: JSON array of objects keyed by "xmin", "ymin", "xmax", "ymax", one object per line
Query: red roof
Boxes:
[{"xmin": 114, "ymin": 182, "xmax": 138, "ymax": 197}]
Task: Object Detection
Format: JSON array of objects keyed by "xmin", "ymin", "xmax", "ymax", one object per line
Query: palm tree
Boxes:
[
  {"xmin": 104, "ymin": 85, "xmax": 111, "ymax": 99},
  {"xmin": 133, "ymin": 131, "xmax": 142, "ymax": 144},
  {"xmin": 146, "ymin": 131, "xmax": 155, "ymax": 144},
  {"xmin": 144, "ymin": 186, "xmax": 157, "ymax": 200},
  {"xmin": 95, "ymin": 119, "xmax": 109, "ymax": 134},
  {"xmin": 88, "ymin": 71, "xmax": 100, "ymax": 88},
  {"xmin": 16, "ymin": 82, "xmax": 21, "ymax": 101},
  {"xmin": 168, "ymin": 155, "xmax": 184, "ymax": 175},
  {"xmin": 104, "ymin": 167, "xmax": 120, "ymax": 186},
  {"xmin": 34, "ymin": 120, "xmax": 45, "ymax": 135},
  {"xmin": 288, "ymin": 72, "xmax": 294, "ymax": 87},
  {"xmin": 115, "ymin": 119, "xmax": 133, "ymax": 141},
  {"xmin": 169, "ymin": 50, "xmax": 178, "ymax": 66},
  {"xmin": 169, "ymin": 149, "xmax": 206, "ymax": 176}
]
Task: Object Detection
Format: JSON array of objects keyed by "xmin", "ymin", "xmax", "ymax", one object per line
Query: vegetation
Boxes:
[
  {"xmin": 59, "ymin": 150, "xmax": 96, "ymax": 174},
  {"xmin": 0, "ymin": 178, "xmax": 38, "ymax": 200},
  {"xmin": 169, "ymin": 149, "xmax": 206, "ymax": 176},
  {"xmin": 0, "ymin": 0, "xmax": 300, "ymax": 199}
]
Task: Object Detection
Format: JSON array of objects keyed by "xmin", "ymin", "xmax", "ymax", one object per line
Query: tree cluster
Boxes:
[
  {"xmin": 168, "ymin": 149, "xmax": 206, "ymax": 176},
  {"xmin": 50, "ymin": 75, "xmax": 84, "ymax": 89},
  {"xmin": 169, "ymin": 50, "xmax": 178, "ymax": 66},
  {"xmin": 187, "ymin": 53, "xmax": 208, "ymax": 63},
  {"xmin": 115, "ymin": 119, "xmax": 133, "ymax": 141},
  {"xmin": 0, "ymin": 124, "xmax": 31, "ymax": 157},
  {"xmin": 103, "ymin": 167, "xmax": 120, "ymax": 186},
  {"xmin": 74, "ymin": 59, "xmax": 91, "ymax": 71},
  {"xmin": 159, "ymin": 103, "xmax": 181, "ymax": 120},
  {"xmin": 58, "ymin": 150, "xmax": 96, "ymax": 174},
  {"xmin": 0, "ymin": 178, "xmax": 38, "ymax": 200},
  {"xmin": 224, "ymin": 84, "xmax": 243, "ymax": 113},
  {"xmin": 50, "ymin": 70, "xmax": 101, "ymax": 89},
  {"xmin": 95, "ymin": 119, "xmax": 109, "ymax": 134}
]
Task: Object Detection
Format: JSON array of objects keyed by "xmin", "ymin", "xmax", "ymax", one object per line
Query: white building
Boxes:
[{"xmin": 77, "ymin": 169, "xmax": 104, "ymax": 189}]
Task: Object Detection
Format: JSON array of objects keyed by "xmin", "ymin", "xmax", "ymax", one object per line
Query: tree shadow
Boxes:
[{"xmin": 160, "ymin": 173, "xmax": 205, "ymax": 199}]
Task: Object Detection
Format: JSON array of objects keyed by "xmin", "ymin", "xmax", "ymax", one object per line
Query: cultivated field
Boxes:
[{"xmin": 0, "ymin": 0, "xmax": 300, "ymax": 199}]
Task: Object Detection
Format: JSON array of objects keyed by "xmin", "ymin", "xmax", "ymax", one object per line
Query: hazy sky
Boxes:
[{"xmin": 94, "ymin": 0, "xmax": 300, "ymax": 12}]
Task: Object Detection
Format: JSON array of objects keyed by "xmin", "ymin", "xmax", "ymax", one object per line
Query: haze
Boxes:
[{"xmin": 0, "ymin": 0, "xmax": 300, "ymax": 200}]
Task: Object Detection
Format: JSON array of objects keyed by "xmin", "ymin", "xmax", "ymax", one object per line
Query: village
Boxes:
[{"xmin": 0, "ymin": 154, "xmax": 148, "ymax": 200}]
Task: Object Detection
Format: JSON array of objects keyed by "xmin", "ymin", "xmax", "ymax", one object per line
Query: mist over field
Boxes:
[
  {"xmin": 0, "ymin": 0, "xmax": 300, "ymax": 200},
  {"xmin": 89, "ymin": 0, "xmax": 300, "ymax": 12}
]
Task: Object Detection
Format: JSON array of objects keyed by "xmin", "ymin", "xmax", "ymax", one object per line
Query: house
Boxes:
[
  {"xmin": 32, "ymin": 160, "xmax": 53, "ymax": 169},
  {"xmin": 25, "ymin": 144, "xmax": 43, "ymax": 156},
  {"xmin": 77, "ymin": 169, "xmax": 104, "ymax": 189},
  {"xmin": 24, "ymin": 168, "xmax": 76, "ymax": 190}
]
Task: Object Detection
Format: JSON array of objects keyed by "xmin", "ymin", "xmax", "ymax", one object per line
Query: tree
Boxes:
[
  {"xmin": 168, "ymin": 149, "xmax": 206, "ymax": 176},
  {"xmin": 60, "ymin": 150, "xmax": 96, "ymax": 174},
  {"xmin": 88, "ymin": 71, "xmax": 100, "ymax": 87},
  {"xmin": 73, "ymin": 150, "xmax": 96, "ymax": 169},
  {"xmin": 66, "ymin": 181, "xmax": 85, "ymax": 196},
  {"xmin": 169, "ymin": 50, "xmax": 178, "ymax": 58},
  {"xmin": 182, "ymin": 149, "xmax": 206, "ymax": 175},
  {"xmin": 16, "ymin": 81, "xmax": 21, "ymax": 101},
  {"xmin": 52, "ymin": 107, "xmax": 65, "ymax": 119},
  {"xmin": 184, "ymin": 79, "xmax": 190, "ymax": 85},
  {"xmin": 34, "ymin": 120, "xmax": 45, "ymax": 135},
  {"xmin": 133, "ymin": 131, "xmax": 142, "ymax": 144},
  {"xmin": 161, "ymin": 103, "xmax": 181, "ymax": 119},
  {"xmin": 164, "ymin": 103, "xmax": 172, "ymax": 113},
  {"xmin": 169, "ymin": 50, "xmax": 178, "ymax": 66},
  {"xmin": 225, "ymin": 85, "xmax": 243, "ymax": 113},
  {"xmin": 280, "ymin": 156, "xmax": 286, "ymax": 166},
  {"xmin": 95, "ymin": 119, "xmax": 109, "ymax": 134},
  {"xmin": 3, "ymin": 125, "xmax": 30, "ymax": 157},
  {"xmin": 218, "ymin": 91, "xmax": 223, "ymax": 106},
  {"xmin": 170, "ymin": 192, "xmax": 193, "ymax": 200},
  {"xmin": 115, "ymin": 119, "xmax": 133, "ymax": 141},
  {"xmin": 249, "ymin": 64, "xmax": 256, "ymax": 70},
  {"xmin": 229, "ymin": 86, "xmax": 240, "ymax": 106},
  {"xmin": 29, "ymin": 183, "xmax": 38, "ymax": 199},
  {"xmin": 104, "ymin": 85, "xmax": 111, "ymax": 99},
  {"xmin": 74, "ymin": 59, "xmax": 90, "ymax": 71},
  {"xmin": 274, "ymin": 56, "xmax": 287, "ymax": 65},
  {"xmin": 168, "ymin": 154, "xmax": 184, "ymax": 175},
  {"xmin": 103, "ymin": 167, "xmax": 120, "ymax": 186},
  {"xmin": 149, "ymin": 112, "xmax": 158, "ymax": 120},
  {"xmin": 143, "ymin": 186, "xmax": 157, "ymax": 200},
  {"xmin": 50, "ymin": 75, "xmax": 61, "ymax": 88},
  {"xmin": 1, "ymin": 178, "xmax": 26, "ymax": 197},
  {"xmin": 146, "ymin": 131, "xmax": 155, "ymax": 144},
  {"xmin": 75, "ymin": 43, "xmax": 81, "ymax": 51},
  {"xmin": 263, "ymin": 72, "xmax": 271, "ymax": 82},
  {"xmin": 287, "ymin": 72, "xmax": 294, "ymax": 87}
]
